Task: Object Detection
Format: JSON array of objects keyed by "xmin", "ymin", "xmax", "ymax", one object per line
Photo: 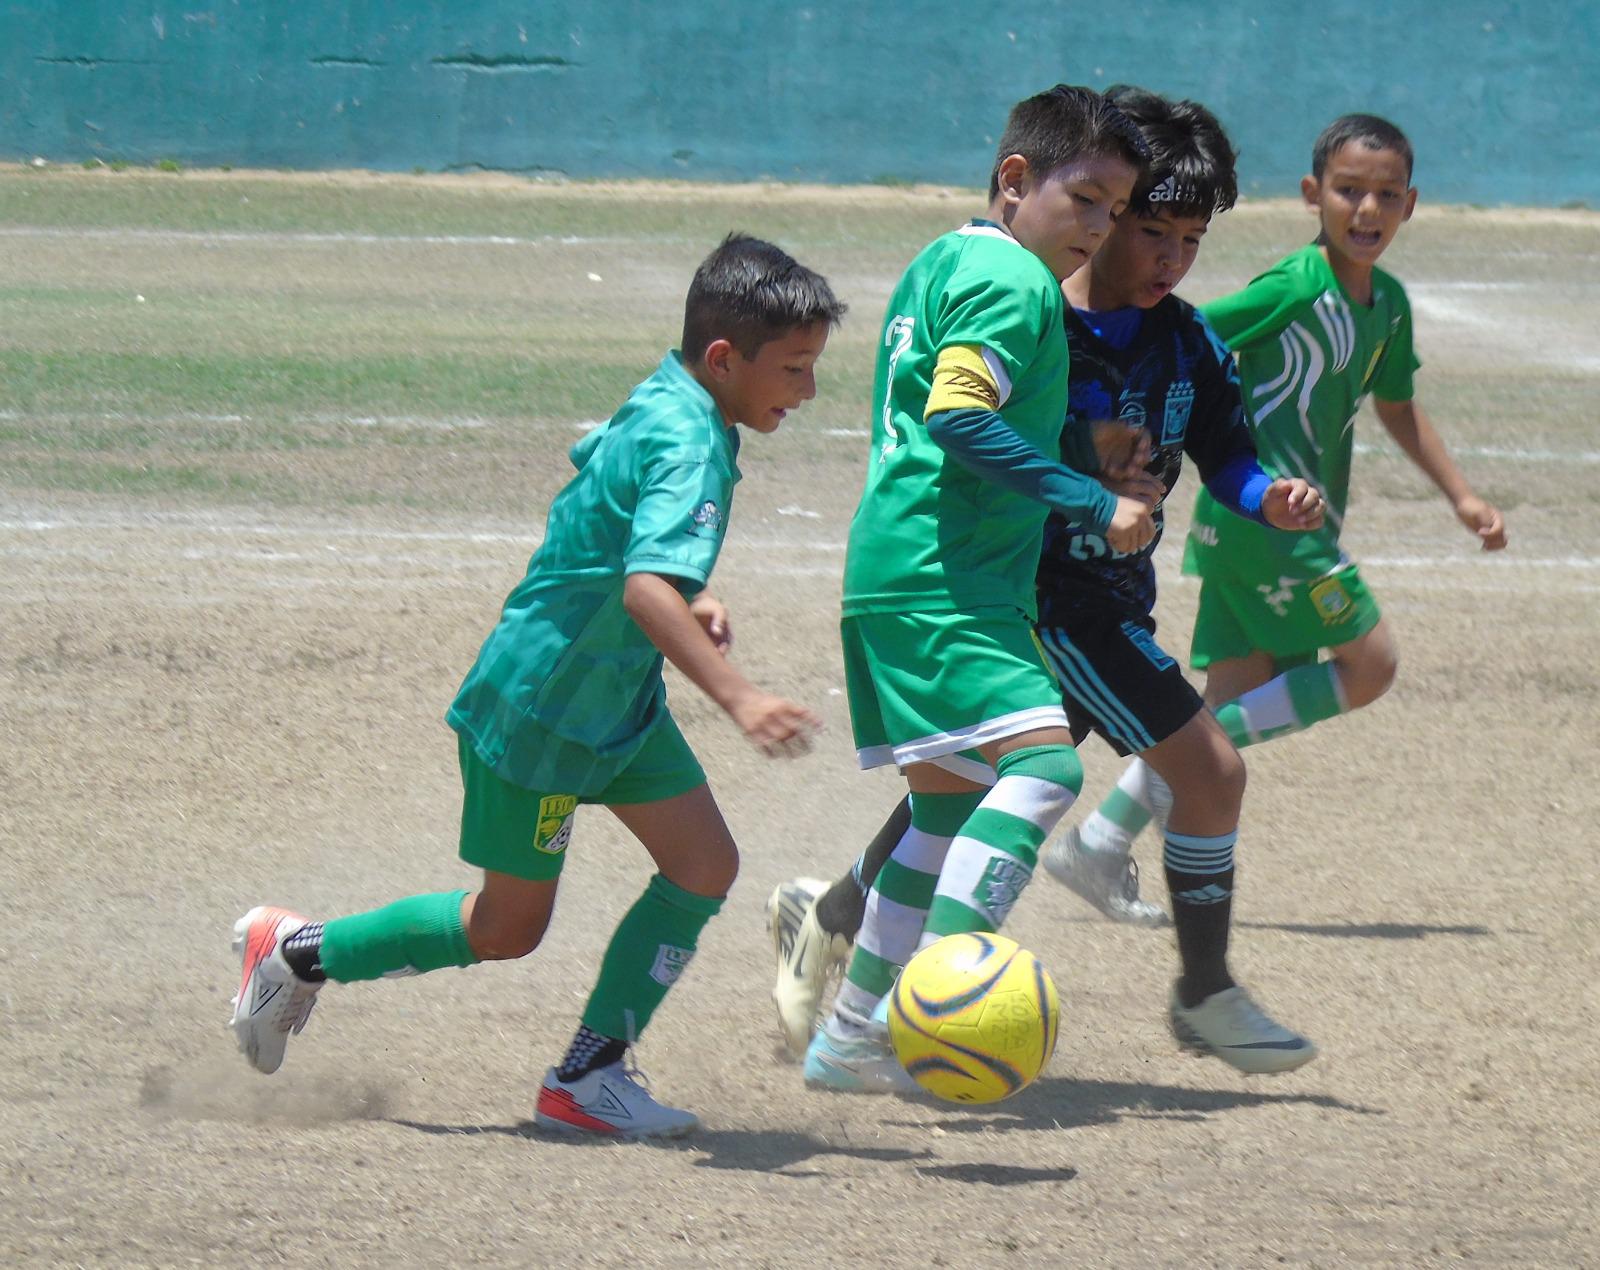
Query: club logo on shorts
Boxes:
[
  {"xmin": 1162, "ymin": 379, "xmax": 1194, "ymax": 445},
  {"xmin": 974, "ymin": 856, "xmax": 1031, "ymax": 926},
  {"xmin": 1309, "ymin": 576, "xmax": 1356, "ymax": 625},
  {"xmin": 534, "ymin": 795, "xmax": 578, "ymax": 854},
  {"xmin": 1257, "ymin": 577, "xmax": 1296, "ymax": 617},
  {"xmin": 649, "ymin": 943, "xmax": 695, "ymax": 987}
]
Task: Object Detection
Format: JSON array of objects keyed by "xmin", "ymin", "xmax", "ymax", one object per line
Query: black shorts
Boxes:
[{"xmin": 1034, "ymin": 613, "xmax": 1204, "ymax": 758}]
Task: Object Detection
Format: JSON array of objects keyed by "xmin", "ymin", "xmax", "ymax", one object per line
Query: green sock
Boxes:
[
  {"xmin": 1214, "ymin": 661, "xmax": 1347, "ymax": 749},
  {"xmin": 579, "ymin": 874, "xmax": 724, "ymax": 1041},
  {"xmin": 319, "ymin": 890, "xmax": 477, "ymax": 983}
]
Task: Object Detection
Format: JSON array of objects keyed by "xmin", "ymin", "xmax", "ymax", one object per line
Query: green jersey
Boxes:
[
  {"xmin": 842, "ymin": 222, "xmax": 1071, "ymax": 618},
  {"xmin": 1190, "ymin": 244, "xmax": 1419, "ymax": 569},
  {"xmin": 449, "ymin": 352, "xmax": 740, "ymax": 784}
]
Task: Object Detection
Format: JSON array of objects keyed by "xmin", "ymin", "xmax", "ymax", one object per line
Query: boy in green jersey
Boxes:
[
  {"xmin": 1073, "ymin": 114, "xmax": 1507, "ymax": 871},
  {"xmin": 228, "ymin": 234, "xmax": 845, "ymax": 1139},
  {"xmin": 804, "ymin": 85, "xmax": 1157, "ymax": 1091}
]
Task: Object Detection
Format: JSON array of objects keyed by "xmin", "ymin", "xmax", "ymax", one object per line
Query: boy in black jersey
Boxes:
[{"xmin": 769, "ymin": 86, "xmax": 1329, "ymax": 1077}]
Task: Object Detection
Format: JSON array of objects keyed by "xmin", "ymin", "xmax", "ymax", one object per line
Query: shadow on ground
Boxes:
[
  {"xmin": 1237, "ymin": 920, "xmax": 1491, "ymax": 940},
  {"xmin": 887, "ymin": 1074, "xmax": 1383, "ymax": 1135},
  {"xmin": 389, "ymin": 1118, "xmax": 936, "ymax": 1178}
]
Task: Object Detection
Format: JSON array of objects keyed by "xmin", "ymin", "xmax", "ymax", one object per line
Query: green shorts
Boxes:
[
  {"xmin": 841, "ymin": 606, "xmax": 1068, "ymax": 777},
  {"xmin": 1188, "ymin": 557, "xmax": 1382, "ymax": 670},
  {"xmin": 456, "ymin": 712, "xmax": 705, "ymax": 881}
]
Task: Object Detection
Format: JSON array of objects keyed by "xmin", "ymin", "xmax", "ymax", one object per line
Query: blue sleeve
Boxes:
[
  {"xmin": 1205, "ymin": 453, "xmax": 1272, "ymax": 524},
  {"xmin": 926, "ymin": 407, "xmax": 1117, "ymax": 532}
]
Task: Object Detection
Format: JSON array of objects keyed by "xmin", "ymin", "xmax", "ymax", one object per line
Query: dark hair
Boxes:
[
  {"xmin": 987, "ymin": 84, "xmax": 1151, "ymax": 199},
  {"xmin": 1312, "ymin": 113, "xmax": 1414, "ymax": 182},
  {"xmin": 681, "ymin": 233, "xmax": 846, "ymax": 362},
  {"xmin": 1104, "ymin": 84, "xmax": 1238, "ymax": 220}
]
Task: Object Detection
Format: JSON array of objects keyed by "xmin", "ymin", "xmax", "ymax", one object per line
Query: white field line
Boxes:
[
  {"xmin": 0, "ymin": 508, "xmax": 1593, "ymax": 598},
  {"xmin": 6, "ymin": 408, "xmax": 1595, "ymax": 465},
  {"xmin": 0, "ymin": 225, "xmax": 622, "ymax": 249}
]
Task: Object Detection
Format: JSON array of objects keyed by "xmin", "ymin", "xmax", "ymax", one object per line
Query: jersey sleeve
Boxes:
[
  {"xmin": 1184, "ymin": 311, "xmax": 1259, "ymax": 483},
  {"xmin": 1370, "ymin": 280, "xmax": 1421, "ymax": 402},
  {"xmin": 623, "ymin": 441, "xmax": 733, "ymax": 587},
  {"xmin": 935, "ymin": 247, "xmax": 1057, "ymax": 399},
  {"xmin": 1200, "ymin": 264, "xmax": 1307, "ymax": 352}
]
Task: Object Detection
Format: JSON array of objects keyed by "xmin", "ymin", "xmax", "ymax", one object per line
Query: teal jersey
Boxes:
[
  {"xmin": 842, "ymin": 222, "xmax": 1072, "ymax": 618},
  {"xmin": 448, "ymin": 352, "xmax": 740, "ymax": 784},
  {"xmin": 1191, "ymin": 244, "xmax": 1419, "ymax": 569}
]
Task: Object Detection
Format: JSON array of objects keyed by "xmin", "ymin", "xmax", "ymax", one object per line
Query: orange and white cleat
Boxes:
[
  {"xmin": 534, "ymin": 1060, "xmax": 698, "ymax": 1139},
  {"xmin": 229, "ymin": 906, "xmax": 322, "ymax": 1075}
]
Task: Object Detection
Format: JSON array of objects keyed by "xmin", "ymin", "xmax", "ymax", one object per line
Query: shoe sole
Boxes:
[
  {"xmin": 766, "ymin": 881, "xmax": 835, "ymax": 1058},
  {"xmin": 229, "ymin": 906, "xmax": 307, "ymax": 1075},
  {"xmin": 534, "ymin": 1091, "xmax": 698, "ymax": 1139}
]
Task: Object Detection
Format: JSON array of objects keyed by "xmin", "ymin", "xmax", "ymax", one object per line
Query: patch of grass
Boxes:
[
  {"xmin": 156, "ymin": 158, "xmax": 182, "ymax": 174},
  {"xmin": 10, "ymin": 455, "xmax": 299, "ymax": 500}
]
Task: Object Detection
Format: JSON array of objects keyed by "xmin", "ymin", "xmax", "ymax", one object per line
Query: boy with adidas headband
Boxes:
[
  {"xmin": 1062, "ymin": 113, "xmax": 1507, "ymax": 889},
  {"xmin": 801, "ymin": 84, "xmax": 1156, "ymax": 1092},
  {"xmin": 779, "ymin": 87, "xmax": 1325, "ymax": 1081},
  {"xmin": 229, "ymin": 233, "xmax": 844, "ymax": 1139}
]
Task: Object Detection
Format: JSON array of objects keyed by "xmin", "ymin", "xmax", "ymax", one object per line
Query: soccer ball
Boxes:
[{"xmin": 887, "ymin": 932, "xmax": 1060, "ymax": 1104}]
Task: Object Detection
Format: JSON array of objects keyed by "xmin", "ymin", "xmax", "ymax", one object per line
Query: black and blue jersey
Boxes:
[{"xmin": 1037, "ymin": 294, "xmax": 1258, "ymax": 627}]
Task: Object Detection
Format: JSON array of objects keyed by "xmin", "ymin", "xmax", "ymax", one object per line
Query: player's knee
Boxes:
[
  {"xmin": 663, "ymin": 834, "xmax": 739, "ymax": 900},
  {"xmin": 1343, "ymin": 642, "xmax": 1399, "ymax": 708},
  {"xmin": 466, "ymin": 896, "xmax": 553, "ymax": 961}
]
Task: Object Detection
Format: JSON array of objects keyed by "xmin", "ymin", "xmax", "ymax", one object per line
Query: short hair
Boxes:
[
  {"xmin": 1104, "ymin": 84, "xmax": 1238, "ymax": 220},
  {"xmin": 1311, "ymin": 113, "xmax": 1415, "ymax": 182},
  {"xmin": 987, "ymin": 84, "xmax": 1152, "ymax": 200},
  {"xmin": 681, "ymin": 233, "xmax": 846, "ymax": 362}
]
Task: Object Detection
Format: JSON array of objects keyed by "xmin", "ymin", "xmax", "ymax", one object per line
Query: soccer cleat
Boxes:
[
  {"xmin": 230, "ymin": 905, "xmax": 322, "ymax": 1075},
  {"xmin": 766, "ymin": 877, "xmax": 854, "ymax": 1058},
  {"xmin": 803, "ymin": 1021, "xmax": 919, "ymax": 1095},
  {"xmin": 534, "ymin": 1060, "xmax": 699, "ymax": 1139},
  {"xmin": 1168, "ymin": 983, "xmax": 1318, "ymax": 1075},
  {"xmin": 1042, "ymin": 826, "xmax": 1170, "ymax": 927}
]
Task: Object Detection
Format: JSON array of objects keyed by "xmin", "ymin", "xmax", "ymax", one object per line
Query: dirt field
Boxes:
[{"xmin": 2, "ymin": 168, "xmax": 1598, "ymax": 1267}]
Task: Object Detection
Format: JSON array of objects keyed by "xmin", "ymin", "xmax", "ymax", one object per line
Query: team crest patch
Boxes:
[
  {"xmin": 688, "ymin": 500, "xmax": 723, "ymax": 536},
  {"xmin": 974, "ymin": 856, "xmax": 1030, "ymax": 925},
  {"xmin": 1161, "ymin": 379, "xmax": 1194, "ymax": 445},
  {"xmin": 649, "ymin": 943, "xmax": 695, "ymax": 987},
  {"xmin": 1309, "ymin": 576, "xmax": 1356, "ymax": 625},
  {"xmin": 534, "ymin": 794, "xmax": 578, "ymax": 854}
]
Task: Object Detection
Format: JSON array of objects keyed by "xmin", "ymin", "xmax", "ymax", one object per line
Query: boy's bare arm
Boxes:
[
  {"xmin": 1373, "ymin": 397, "xmax": 1508, "ymax": 550},
  {"xmin": 623, "ymin": 572, "xmax": 819, "ymax": 755}
]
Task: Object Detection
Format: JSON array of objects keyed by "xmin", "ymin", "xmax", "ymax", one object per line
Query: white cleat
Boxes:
[
  {"xmin": 1168, "ymin": 983, "xmax": 1318, "ymax": 1075},
  {"xmin": 766, "ymin": 877, "xmax": 853, "ymax": 1057},
  {"xmin": 534, "ymin": 1060, "xmax": 699, "ymax": 1139},
  {"xmin": 1042, "ymin": 826, "xmax": 1169, "ymax": 927},
  {"xmin": 230, "ymin": 906, "xmax": 322, "ymax": 1075}
]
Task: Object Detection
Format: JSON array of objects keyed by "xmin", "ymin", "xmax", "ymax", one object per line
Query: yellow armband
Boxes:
[{"xmin": 925, "ymin": 344, "xmax": 1009, "ymax": 419}]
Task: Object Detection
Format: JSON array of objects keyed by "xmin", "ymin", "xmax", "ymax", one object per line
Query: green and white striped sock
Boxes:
[
  {"xmin": 830, "ymin": 790, "xmax": 981, "ymax": 1034},
  {"xmin": 922, "ymin": 744, "xmax": 1082, "ymax": 946},
  {"xmin": 1214, "ymin": 661, "xmax": 1348, "ymax": 748}
]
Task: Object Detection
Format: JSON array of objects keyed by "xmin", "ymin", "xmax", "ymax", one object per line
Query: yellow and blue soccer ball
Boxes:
[{"xmin": 888, "ymin": 933, "xmax": 1060, "ymax": 1104}]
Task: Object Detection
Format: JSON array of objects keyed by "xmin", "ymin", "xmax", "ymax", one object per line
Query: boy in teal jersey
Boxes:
[
  {"xmin": 228, "ymin": 234, "xmax": 845, "ymax": 1139},
  {"xmin": 1076, "ymin": 114, "xmax": 1507, "ymax": 870},
  {"xmin": 804, "ymin": 85, "xmax": 1157, "ymax": 1091}
]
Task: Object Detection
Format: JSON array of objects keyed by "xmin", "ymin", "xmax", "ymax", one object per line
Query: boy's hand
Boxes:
[
  {"xmin": 1105, "ymin": 496, "xmax": 1157, "ymax": 554},
  {"xmin": 732, "ymin": 692, "xmax": 821, "ymax": 758},
  {"xmin": 1261, "ymin": 478, "xmax": 1325, "ymax": 531},
  {"xmin": 688, "ymin": 592, "xmax": 733, "ymax": 653},
  {"xmin": 1091, "ymin": 421, "xmax": 1151, "ymax": 481},
  {"xmin": 1102, "ymin": 468, "xmax": 1165, "ymax": 508},
  {"xmin": 1455, "ymin": 494, "xmax": 1507, "ymax": 551}
]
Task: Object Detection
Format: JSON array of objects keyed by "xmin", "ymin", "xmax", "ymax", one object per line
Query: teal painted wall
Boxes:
[{"xmin": 3, "ymin": 2, "xmax": 1596, "ymax": 206}]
